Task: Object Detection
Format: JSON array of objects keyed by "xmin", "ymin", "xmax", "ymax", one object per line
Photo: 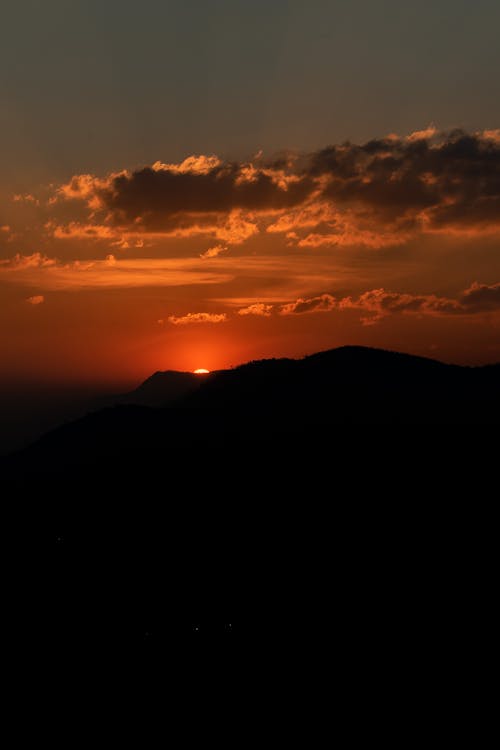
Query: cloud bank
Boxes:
[{"xmin": 47, "ymin": 129, "xmax": 500, "ymax": 249}]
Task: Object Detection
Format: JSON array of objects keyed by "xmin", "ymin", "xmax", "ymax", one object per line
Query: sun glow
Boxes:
[{"xmin": 194, "ymin": 368, "xmax": 210, "ymax": 374}]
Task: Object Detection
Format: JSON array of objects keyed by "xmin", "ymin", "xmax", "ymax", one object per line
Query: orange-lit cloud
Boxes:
[
  {"xmin": 45, "ymin": 130, "xmax": 500, "ymax": 254},
  {"xmin": 483, "ymin": 129, "xmax": 500, "ymax": 144},
  {"xmin": 167, "ymin": 312, "xmax": 227, "ymax": 325},
  {"xmin": 55, "ymin": 156, "xmax": 312, "ymax": 231},
  {"xmin": 2, "ymin": 253, "xmax": 57, "ymax": 269},
  {"xmin": 280, "ymin": 282, "xmax": 500, "ymax": 324},
  {"xmin": 0, "ymin": 254, "xmax": 234, "ymax": 290},
  {"xmin": 406, "ymin": 125, "xmax": 438, "ymax": 142},
  {"xmin": 13, "ymin": 194, "xmax": 40, "ymax": 206},
  {"xmin": 280, "ymin": 294, "xmax": 337, "ymax": 315},
  {"xmin": 26, "ymin": 294, "xmax": 45, "ymax": 305},
  {"xmin": 47, "ymin": 208, "xmax": 258, "ymax": 247},
  {"xmin": 200, "ymin": 244, "xmax": 227, "ymax": 259},
  {"xmin": 151, "ymin": 155, "xmax": 222, "ymax": 174},
  {"xmin": 338, "ymin": 289, "xmax": 461, "ymax": 324},
  {"xmin": 0, "ymin": 225, "xmax": 13, "ymax": 246},
  {"xmin": 238, "ymin": 303, "xmax": 273, "ymax": 317},
  {"xmin": 305, "ymin": 130, "xmax": 500, "ymax": 238}
]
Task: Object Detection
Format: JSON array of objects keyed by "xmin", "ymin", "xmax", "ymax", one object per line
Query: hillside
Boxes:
[{"xmin": 2, "ymin": 346, "xmax": 498, "ymax": 651}]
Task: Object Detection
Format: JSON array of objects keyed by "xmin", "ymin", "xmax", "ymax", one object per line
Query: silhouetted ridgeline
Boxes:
[
  {"xmin": 3, "ymin": 346, "xmax": 499, "ymax": 480},
  {"xmin": 1, "ymin": 346, "xmax": 498, "ymax": 653}
]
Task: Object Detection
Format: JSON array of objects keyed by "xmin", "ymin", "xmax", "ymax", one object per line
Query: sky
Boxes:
[{"xmin": 1, "ymin": 0, "xmax": 500, "ymax": 386}]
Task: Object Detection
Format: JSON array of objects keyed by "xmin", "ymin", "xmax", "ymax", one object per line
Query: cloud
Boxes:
[
  {"xmin": 280, "ymin": 282, "xmax": 500, "ymax": 323},
  {"xmin": 339, "ymin": 288, "xmax": 461, "ymax": 324},
  {"xmin": 280, "ymin": 294, "xmax": 337, "ymax": 315},
  {"xmin": 306, "ymin": 129, "xmax": 500, "ymax": 237},
  {"xmin": 238, "ymin": 303, "xmax": 273, "ymax": 317},
  {"xmin": 0, "ymin": 252, "xmax": 346, "ymax": 300},
  {"xmin": 200, "ymin": 244, "xmax": 227, "ymax": 259},
  {"xmin": 460, "ymin": 281, "xmax": 500, "ymax": 311},
  {"xmin": 26, "ymin": 295, "xmax": 45, "ymax": 305},
  {"xmin": 483, "ymin": 130, "xmax": 500, "ymax": 144},
  {"xmin": 1, "ymin": 253, "xmax": 57, "ymax": 269},
  {"xmin": 47, "ymin": 208, "xmax": 258, "ymax": 247},
  {"xmin": 296, "ymin": 228, "xmax": 408, "ymax": 249},
  {"xmin": 167, "ymin": 312, "xmax": 227, "ymax": 325},
  {"xmin": 0, "ymin": 254, "xmax": 233, "ymax": 290},
  {"xmin": 48, "ymin": 130, "xmax": 500, "ymax": 250},
  {"xmin": 55, "ymin": 155, "xmax": 312, "ymax": 232},
  {"xmin": 151, "ymin": 155, "xmax": 222, "ymax": 175},
  {"xmin": 0, "ymin": 225, "xmax": 13, "ymax": 245},
  {"xmin": 13, "ymin": 194, "xmax": 40, "ymax": 205},
  {"xmin": 406, "ymin": 125, "xmax": 438, "ymax": 142}
]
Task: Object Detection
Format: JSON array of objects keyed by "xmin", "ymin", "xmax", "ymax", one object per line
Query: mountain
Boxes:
[
  {"xmin": 2, "ymin": 346, "xmax": 498, "ymax": 651},
  {"xmin": 3, "ymin": 345, "xmax": 499, "ymax": 483},
  {"xmin": 0, "ymin": 370, "xmax": 208, "ymax": 455},
  {"xmin": 106, "ymin": 369, "xmax": 209, "ymax": 407}
]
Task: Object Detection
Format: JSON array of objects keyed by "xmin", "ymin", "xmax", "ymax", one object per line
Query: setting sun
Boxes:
[{"xmin": 193, "ymin": 368, "xmax": 210, "ymax": 374}]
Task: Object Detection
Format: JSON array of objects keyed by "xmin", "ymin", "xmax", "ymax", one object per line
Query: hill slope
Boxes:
[
  {"xmin": 2, "ymin": 346, "xmax": 498, "ymax": 651},
  {"xmin": 3, "ymin": 346, "xmax": 499, "ymax": 480}
]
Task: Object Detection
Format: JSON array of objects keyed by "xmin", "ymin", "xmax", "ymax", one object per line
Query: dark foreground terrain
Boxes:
[{"xmin": 1, "ymin": 347, "xmax": 498, "ymax": 662}]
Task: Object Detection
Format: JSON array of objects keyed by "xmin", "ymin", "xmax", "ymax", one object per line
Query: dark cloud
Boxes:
[
  {"xmin": 280, "ymin": 281, "xmax": 500, "ymax": 323},
  {"xmin": 307, "ymin": 129, "xmax": 500, "ymax": 231},
  {"xmin": 78, "ymin": 158, "xmax": 314, "ymax": 233},
  {"xmin": 53, "ymin": 129, "xmax": 500, "ymax": 245},
  {"xmin": 280, "ymin": 294, "xmax": 337, "ymax": 315},
  {"xmin": 460, "ymin": 282, "xmax": 500, "ymax": 311}
]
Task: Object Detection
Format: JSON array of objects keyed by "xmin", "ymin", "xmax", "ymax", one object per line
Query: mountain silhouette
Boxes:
[
  {"xmin": 2, "ymin": 346, "xmax": 498, "ymax": 655},
  {"xmin": 107, "ymin": 369, "xmax": 209, "ymax": 407},
  {"xmin": 3, "ymin": 346, "xmax": 499, "ymax": 478}
]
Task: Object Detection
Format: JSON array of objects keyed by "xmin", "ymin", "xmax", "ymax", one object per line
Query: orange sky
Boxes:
[{"xmin": 1, "ymin": 129, "xmax": 500, "ymax": 387}]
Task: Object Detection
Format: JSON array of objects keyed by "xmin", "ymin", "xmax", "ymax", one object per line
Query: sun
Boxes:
[{"xmin": 193, "ymin": 368, "xmax": 210, "ymax": 374}]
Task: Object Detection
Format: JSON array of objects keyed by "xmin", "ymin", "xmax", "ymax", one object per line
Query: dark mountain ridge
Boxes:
[
  {"xmin": 2, "ymin": 345, "xmax": 498, "ymax": 651},
  {"xmin": 3, "ymin": 345, "xmax": 499, "ymax": 480},
  {"xmin": 110, "ymin": 369, "xmax": 208, "ymax": 407}
]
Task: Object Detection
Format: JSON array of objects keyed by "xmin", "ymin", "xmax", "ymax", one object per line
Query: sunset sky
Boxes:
[{"xmin": 1, "ymin": 0, "xmax": 500, "ymax": 387}]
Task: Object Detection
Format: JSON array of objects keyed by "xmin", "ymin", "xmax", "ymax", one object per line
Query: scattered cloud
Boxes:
[
  {"xmin": 0, "ymin": 225, "xmax": 13, "ymax": 245},
  {"xmin": 167, "ymin": 312, "xmax": 227, "ymax": 325},
  {"xmin": 338, "ymin": 288, "xmax": 461, "ymax": 324},
  {"xmin": 200, "ymin": 244, "xmax": 227, "ymax": 259},
  {"xmin": 26, "ymin": 294, "xmax": 45, "ymax": 305},
  {"xmin": 1, "ymin": 253, "xmax": 57, "ymax": 269},
  {"xmin": 13, "ymin": 193, "xmax": 40, "ymax": 205},
  {"xmin": 238, "ymin": 303, "xmax": 273, "ymax": 317},
  {"xmin": 280, "ymin": 281, "xmax": 500, "ymax": 324},
  {"xmin": 280, "ymin": 294, "xmax": 337, "ymax": 315}
]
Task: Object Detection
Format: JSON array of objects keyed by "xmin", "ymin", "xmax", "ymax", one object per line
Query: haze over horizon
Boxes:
[{"xmin": 1, "ymin": 0, "xmax": 500, "ymax": 387}]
